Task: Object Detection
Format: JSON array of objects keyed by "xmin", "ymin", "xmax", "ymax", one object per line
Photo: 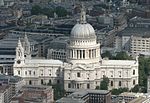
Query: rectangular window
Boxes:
[
  {"xmin": 18, "ymin": 70, "xmax": 20, "ymax": 75},
  {"xmin": 77, "ymin": 83, "xmax": 79, "ymax": 89},
  {"xmin": 119, "ymin": 81, "xmax": 121, "ymax": 86},
  {"xmin": 25, "ymin": 71, "xmax": 27, "ymax": 75},
  {"xmin": 133, "ymin": 80, "xmax": 135, "ymax": 85},
  {"xmin": 111, "ymin": 81, "xmax": 113, "ymax": 86},
  {"xmin": 29, "ymin": 71, "xmax": 31, "ymax": 75},
  {"xmin": 41, "ymin": 79, "xmax": 43, "ymax": 84},
  {"xmin": 68, "ymin": 83, "xmax": 71, "ymax": 88},
  {"xmin": 33, "ymin": 71, "xmax": 35, "ymax": 75},
  {"xmin": 133, "ymin": 70, "xmax": 135, "ymax": 75},
  {"xmin": 87, "ymin": 83, "xmax": 90, "ymax": 89},
  {"xmin": 77, "ymin": 72, "xmax": 80, "ymax": 77},
  {"xmin": 29, "ymin": 80, "xmax": 32, "ymax": 85}
]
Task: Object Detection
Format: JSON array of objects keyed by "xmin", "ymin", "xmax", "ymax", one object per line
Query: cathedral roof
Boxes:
[
  {"xmin": 101, "ymin": 60, "xmax": 138, "ymax": 66},
  {"xmin": 25, "ymin": 59, "xmax": 63, "ymax": 65}
]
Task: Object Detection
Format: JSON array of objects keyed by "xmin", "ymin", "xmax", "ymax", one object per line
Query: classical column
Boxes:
[
  {"xmin": 86, "ymin": 50, "xmax": 88, "ymax": 59},
  {"xmin": 70, "ymin": 49, "xmax": 72, "ymax": 58},
  {"xmin": 74, "ymin": 50, "xmax": 76, "ymax": 59},
  {"xmin": 72, "ymin": 50, "xmax": 73, "ymax": 58}
]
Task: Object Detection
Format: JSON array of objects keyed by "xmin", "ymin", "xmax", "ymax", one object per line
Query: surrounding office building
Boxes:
[
  {"xmin": 0, "ymin": 74, "xmax": 25, "ymax": 97},
  {"xmin": 0, "ymin": 33, "xmax": 38, "ymax": 75},
  {"xmin": 115, "ymin": 27, "xmax": 150, "ymax": 56},
  {"xmin": 130, "ymin": 36, "xmax": 150, "ymax": 56},
  {"xmin": 11, "ymin": 85, "xmax": 54, "ymax": 103},
  {"xmin": 47, "ymin": 36, "xmax": 69, "ymax": 61},
  {"xmin": 56, "ymin": 89, "xmax": 111, "ymax": 103},
  {"xmin": 0, "ymin": 85, "xmax": 12, "ymax": 103},
  {"xmin": 128, "ymin": 17, "xmax": 150, "ymax": 28},
  {"xmin": 13, "ymin": 7, "xmax": 139, "ymax": 91}
]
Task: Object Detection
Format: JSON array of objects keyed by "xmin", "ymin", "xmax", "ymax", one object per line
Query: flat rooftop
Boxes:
[
  {"xmin": 117, "ymin": 27, "xmax": 150, "ymax": 37},
  {"xmin": 67, "ymin": 88, "xmax": 110, "ymax": 95},
  {"xmin": 22, "ymin": 85, "xmax": 52, "ymax": 91}
]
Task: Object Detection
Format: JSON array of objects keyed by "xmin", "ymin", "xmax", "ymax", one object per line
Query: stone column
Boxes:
[{"xmin": 74, "ymin": 50, "xmax": 76, "ymax": 59}]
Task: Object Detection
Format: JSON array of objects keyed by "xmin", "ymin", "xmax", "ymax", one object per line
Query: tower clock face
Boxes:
[{"xmin": 17, "ymin": 60, "xmax": 21, "ymax": 64}]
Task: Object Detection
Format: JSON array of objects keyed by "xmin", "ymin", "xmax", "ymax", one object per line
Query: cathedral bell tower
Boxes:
[
  {"xmin": 67, "ymin": 5, "xmax": 101, "ymax": 64},
  {"xmin": 15, "ymin": 38, "xmax": 25, "ymax": 65},
  {"xmin": 22, "ymin": 34, "xmax": 31, "ymax": 59}
]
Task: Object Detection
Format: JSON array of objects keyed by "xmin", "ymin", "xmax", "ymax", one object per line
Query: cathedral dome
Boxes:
[
  {"xmin": 71, "ymin": 23, "xmax": 96, "ymax": 39},
  {"xmin": 70, "ymin": 6, "xmax": 96, "ymax": 39}
]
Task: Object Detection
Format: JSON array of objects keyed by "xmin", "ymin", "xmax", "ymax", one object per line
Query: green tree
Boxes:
[
  {"xmin": 111, "ymin": 88, "xmax": 128, "ymax": 95},
  {"xmin": 31, "ymin": 5, "xmax": 42, "ymax": 15},
  {"xmin": 55, "ymin": 6, "xmax": 68, "ymax": 17},
  {"xmin": 115, "ymin": 51, "xmax": 132, "ymax": 60},
  {"xmin": 100, "ymin": 76, "xmax": 109, "ymax": 90},
  {"xmin": 101, "ymin": 51, "xmax": 113, "ymax": 59},
  {"xmin": 131, "ymin": 85, "xmax": 139, "ymax": 93},
  {"xmin": 138, "ymin": 56, "xmax": 150, "ymax": 93},
  {"xmin": 111, "ymin": 88, "xmax": 120, "ymax": 95},
  {"xmin": 52, "ymin": 84, "xmax": 65, "ymax": 100},
  {"xmin": 42, "ymin": 8, "xmax": 54, "ymax": 17},
  {"xmin": 46, "ymin": 81, "xmax": 65, "ymax": 100}
]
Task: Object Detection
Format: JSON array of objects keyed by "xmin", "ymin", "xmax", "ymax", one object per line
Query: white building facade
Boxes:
[
  {"xmin": 13, "ymin": 38, "xmax": 64, "ymax": 85},
  {"xmin": 13, "ymin": 8, "xmax": 139, "ymax": 90},
  {"xmin": 64, "ymin": 8, "xmax": 138, "ymax": 90}
]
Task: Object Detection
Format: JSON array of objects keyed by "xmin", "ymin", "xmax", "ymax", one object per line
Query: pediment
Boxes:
[{"xmin": 72, "ymin": 66, "xmax": 85, "ymax": 71}]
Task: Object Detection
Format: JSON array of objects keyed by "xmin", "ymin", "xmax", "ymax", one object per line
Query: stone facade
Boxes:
[{"xmin": 13, "ymin": 8, "xmax": 139, "ymax": 91}]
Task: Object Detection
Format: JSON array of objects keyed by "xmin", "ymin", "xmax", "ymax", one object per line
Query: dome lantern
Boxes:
[{"xmin": 80, "ymin": 4, "xmax": 86, "ymax": 24}]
